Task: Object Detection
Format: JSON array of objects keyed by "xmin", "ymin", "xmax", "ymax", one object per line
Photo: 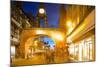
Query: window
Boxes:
[{"xmin": 68, "ymin": 36, "xmax": 95, "ymax": 61}]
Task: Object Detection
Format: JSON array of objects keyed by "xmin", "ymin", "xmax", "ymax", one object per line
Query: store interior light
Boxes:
[
  {"xmin": 67, "ymin": 38, "xmax": 72, "ymax": 43},
  {"xmin": 68, "ymin": 46, "xmax": 74, "ymax": 55}
]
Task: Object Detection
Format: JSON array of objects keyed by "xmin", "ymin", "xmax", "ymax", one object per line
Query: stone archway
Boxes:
[
  {"xmin": 24, "ymin": 34, "xmax": 56, "ymax": 59},
  {"xmin": 18, "ymin": 28, "xmax": 66, "ymax": 58}
]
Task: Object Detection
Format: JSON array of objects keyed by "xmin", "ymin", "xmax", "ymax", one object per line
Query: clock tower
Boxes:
[{"xmin": 36, "ymin": 4, "xmax": 48, "ymax": 27}]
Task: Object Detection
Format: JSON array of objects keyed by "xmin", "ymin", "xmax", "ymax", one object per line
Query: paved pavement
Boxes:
[{"xmin": 12, "ymin": 54, "xmax": 75, "ymax": 66}]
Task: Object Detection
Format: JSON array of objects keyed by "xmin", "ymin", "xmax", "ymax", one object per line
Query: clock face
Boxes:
[{"xmin": 39, "ymin": 8, "xmax": 45, "ymax": 14}]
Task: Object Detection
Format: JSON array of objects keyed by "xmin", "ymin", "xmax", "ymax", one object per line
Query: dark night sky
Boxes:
[{"xmin": 22, "ymin": 2, "xmax": 61, "ymax": 28}]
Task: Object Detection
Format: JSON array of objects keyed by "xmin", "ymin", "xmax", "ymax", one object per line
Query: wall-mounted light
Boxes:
[
  {"xmin": 66, "ymin": 20, "xmax": 74, "ymax": 35},
  {"xmin": 51, "ymin": 32, "xmax": 64, "ymax": 41},
  {"xmin": 34, "ymin": 40, "xmax": 38, "ymax": 46},
  {"xmin": 55, "ymin": 34, "xmax": 63, "ymax": 41},
  {"xmin": 35, "ymin": 30, "xmax": 45, "ymax": 34},
  {"xmin": 67, "ymin": 21, "xmax": 72, "ymax": 27}
]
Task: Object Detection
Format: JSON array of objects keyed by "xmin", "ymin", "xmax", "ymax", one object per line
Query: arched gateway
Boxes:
[{"xmin": 18, "ymin": 28, "xmax": 66, "ymax": 58}]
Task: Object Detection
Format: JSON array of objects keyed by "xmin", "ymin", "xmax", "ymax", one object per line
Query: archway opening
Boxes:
[{"xmin": 25, "ymin": 34, "xmax": 56, "ymax": 60}]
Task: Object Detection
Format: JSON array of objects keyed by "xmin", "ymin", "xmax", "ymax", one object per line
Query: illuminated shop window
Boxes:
[
  {"xmin": 84, "ymin": 37, "xmax": 93, "ymax": 61},
  {"xmin": 68, "ymin": 36, "xmax": 94, "ymax": 61}
]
